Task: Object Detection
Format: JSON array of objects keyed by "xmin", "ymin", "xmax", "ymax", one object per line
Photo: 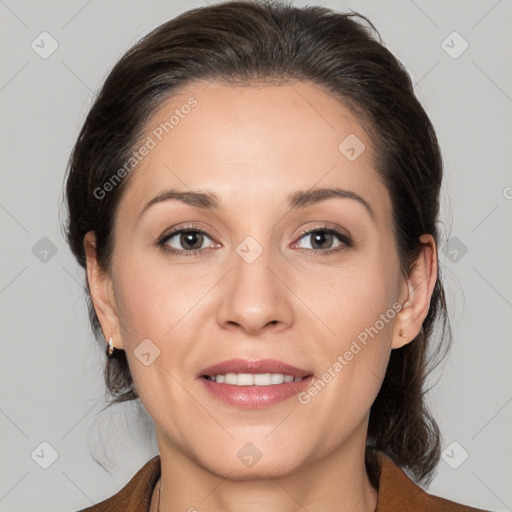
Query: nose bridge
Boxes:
[
  {"xmin": 216, "ymin": 229, "xmax": 293, "ymax": 333},
  {"xmin": 229, "ymin": 205, "xmax": 280, "ymax": 282},
  {"xmin": 232, "ymin": 231, "xmax": 279, "ymax": 305}
]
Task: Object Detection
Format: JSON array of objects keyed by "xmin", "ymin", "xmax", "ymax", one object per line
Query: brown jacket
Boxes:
[{"xmin": 77, "ymin": 451, "xmax": 488, "ymax": 511}]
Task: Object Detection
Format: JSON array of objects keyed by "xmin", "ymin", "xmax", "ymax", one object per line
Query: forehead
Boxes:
[{"xmin": 117, "ymin": 80, "xmax": 391, "ymax": 225}]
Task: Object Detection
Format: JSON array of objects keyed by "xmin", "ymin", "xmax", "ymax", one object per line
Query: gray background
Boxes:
[{"xmin": 0, "ymin": 0, "xmax": 511, "ymax": 511}]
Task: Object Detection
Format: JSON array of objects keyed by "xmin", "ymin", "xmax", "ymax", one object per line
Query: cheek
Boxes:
[
  {"xmin": 111, "ymin": 258, "xmax": 192, "ymax": 416},
  {"xmin": 113, "ymin": 251, "xmax": 199, "ymax": 342},
  {"xmin": 111, "ymin": 253, "xmax": 212, "ymax": 391},
  {"xmin": 322, "ymin": 277, "xmax": 394, "ymax": 389},
  {"xmin": 302, "ymin": 291, "xmax": 394, "ymax": 441},
  {"xmin": 115, "ymin": 270, "xmax": 168, "ymax": 341},
  {"xmin": 309, "ymin": 251, "xmax": 397, "ymax": 339},
  {"xmin": 304, "ymin": 250, "xmax": 398, "ymax": 404}
]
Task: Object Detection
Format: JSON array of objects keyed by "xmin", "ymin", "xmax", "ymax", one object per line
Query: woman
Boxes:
[{"xmin": 64, "ymin": 1, "xmax": 489, "ymax": 510}]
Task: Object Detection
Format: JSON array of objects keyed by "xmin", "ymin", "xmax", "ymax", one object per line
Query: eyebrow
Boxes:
[{"xmin": 138, "ymin": 187, "xmax": 375, "ymax": 221}]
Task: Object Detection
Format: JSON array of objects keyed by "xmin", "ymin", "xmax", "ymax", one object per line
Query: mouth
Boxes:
[
  {"xmin": 197, "ymin": 358, "xmax": 314, "ymax": 409},
  {"xmin": 202, "ymin": 373, "xmax": 307, "ymax": 385}
]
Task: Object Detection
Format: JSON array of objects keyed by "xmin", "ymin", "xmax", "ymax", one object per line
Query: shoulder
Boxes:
[
  {"xmin": 376, "ymin": 451, "xmax": 490, "ymax": 512},
  {"xmin": 73, "ymin": 455, "xmax": 161, "ymax": 512}
]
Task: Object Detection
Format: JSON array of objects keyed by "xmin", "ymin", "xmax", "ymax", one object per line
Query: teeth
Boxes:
[{"xmin": 205, "ymin": 373, "xmax": 304, "ymax": 386}]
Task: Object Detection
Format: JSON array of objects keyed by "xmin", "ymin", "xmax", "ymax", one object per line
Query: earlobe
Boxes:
[
  {"xmin": 392, "ymin": 234, "xmax": 437, "ymax": 349},
  {"xmin": 84, "ymin": 231, "xmax": 124, "ymax": 350}
]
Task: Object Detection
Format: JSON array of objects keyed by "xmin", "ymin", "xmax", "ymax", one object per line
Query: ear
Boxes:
[
  {"xmin": 84, "ymin": 231, "xmax": 125, "ymax": 351},
  {"xmin": 392, "ymin": 234, "xmax": 437, "ymax": 349}
]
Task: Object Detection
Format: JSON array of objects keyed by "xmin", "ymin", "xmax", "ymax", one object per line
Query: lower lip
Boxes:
[{"xmin": 199, "ymin": 375, "xmax": 314, "ymax": 409}]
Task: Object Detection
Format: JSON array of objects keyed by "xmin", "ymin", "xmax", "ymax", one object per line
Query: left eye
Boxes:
[{"xmin": 293, "ymin": 228, "xmax": 348, "ymax": 251}]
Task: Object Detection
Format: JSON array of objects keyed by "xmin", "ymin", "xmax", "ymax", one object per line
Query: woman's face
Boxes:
[{"xmin": 89, "ymin": 80, "xmax": 415, "ymax": 478}]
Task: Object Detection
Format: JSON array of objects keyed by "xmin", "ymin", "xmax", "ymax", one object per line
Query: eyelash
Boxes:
[{"xmin": 156, "ymin": 223, "xmax": 352, "ymax": 257}]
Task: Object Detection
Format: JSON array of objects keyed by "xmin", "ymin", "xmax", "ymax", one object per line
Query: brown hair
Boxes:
[{"xmin": 62, "ymin": 0, "xmax": 451, "ymax": 487}]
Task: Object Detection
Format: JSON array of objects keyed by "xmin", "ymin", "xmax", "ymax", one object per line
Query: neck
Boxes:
[{"xmin": 152, "ymin": 430, "xmax": 378, "ymax": 512}]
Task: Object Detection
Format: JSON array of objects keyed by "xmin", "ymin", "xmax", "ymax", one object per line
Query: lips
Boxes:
[
  {"xmin": 197, "ymin": 358, "xmax": 314, "ymax": 409},
  {"xmin": 198, "ymin": 358, "xmax": 313, "ymax": 379}
]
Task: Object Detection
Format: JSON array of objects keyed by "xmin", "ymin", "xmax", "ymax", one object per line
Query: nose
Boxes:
[{"xmin": 216, "ymin": 242, "xmax": 294, "ymax": 336}]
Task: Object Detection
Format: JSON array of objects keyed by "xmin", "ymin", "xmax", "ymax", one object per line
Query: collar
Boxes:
[{"xmin": 80, "ymin": 451, "xmax": 485, "ymax": 511}]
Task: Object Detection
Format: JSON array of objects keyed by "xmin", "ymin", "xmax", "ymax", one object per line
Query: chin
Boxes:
[
  {"xmin": 200, "ymin": 453, "xmax": 306, "ymax": 481},
  {"xmin": 178, "ymin": 432, "xmax": 306, "ymax": 479}
]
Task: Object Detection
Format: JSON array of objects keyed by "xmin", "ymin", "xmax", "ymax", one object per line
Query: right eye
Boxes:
[{"xmin": 158, "ymin": 227, "xmax": 218, "ymax": 256}]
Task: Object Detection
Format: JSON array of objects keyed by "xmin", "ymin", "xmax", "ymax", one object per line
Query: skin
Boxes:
[{"xmin": 84, "ymin": 80, "xmax": 437, "ymax": 512}]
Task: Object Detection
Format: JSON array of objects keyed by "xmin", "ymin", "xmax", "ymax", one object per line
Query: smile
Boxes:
[
  {"xmin": 197, "ymin": 358, "xmax": 314, "ymax": 408},
  {"xmin": 203, "ymin": 373, "xmax": 305, "ymax": 385}
]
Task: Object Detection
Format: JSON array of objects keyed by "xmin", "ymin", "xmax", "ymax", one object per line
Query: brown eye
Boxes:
[
  {"xmin": 306, "ymin": 230, "xmax": 336, "ymax": 250},
  {"xmin": 293, "ymin": 227, "xmax": 351, "ymax": 253},
  {"xmin": 159, "ymin": 228, "xmax": 215, "ymax": 254}
]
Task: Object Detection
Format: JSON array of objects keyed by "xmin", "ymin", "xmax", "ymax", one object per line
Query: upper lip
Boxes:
[{"xmin": 198, "ymin": 358, "xmax": 312, "ymax": 378}]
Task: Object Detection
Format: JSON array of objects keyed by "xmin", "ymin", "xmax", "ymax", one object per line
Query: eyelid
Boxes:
[
  {"xmin": 294, "ymin": 222, "xmax": 351, "ymax": 240},
  {"xmin": 290, "ymin": 224, "xmax": 353, "ymax": 254},
  {"xmin": 157, "ymin": 222, "xmax": 352, "ymax": 256},
  {"xmin": 159, "ymin": 222, "xmax": 217, "ymax": 242}
]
